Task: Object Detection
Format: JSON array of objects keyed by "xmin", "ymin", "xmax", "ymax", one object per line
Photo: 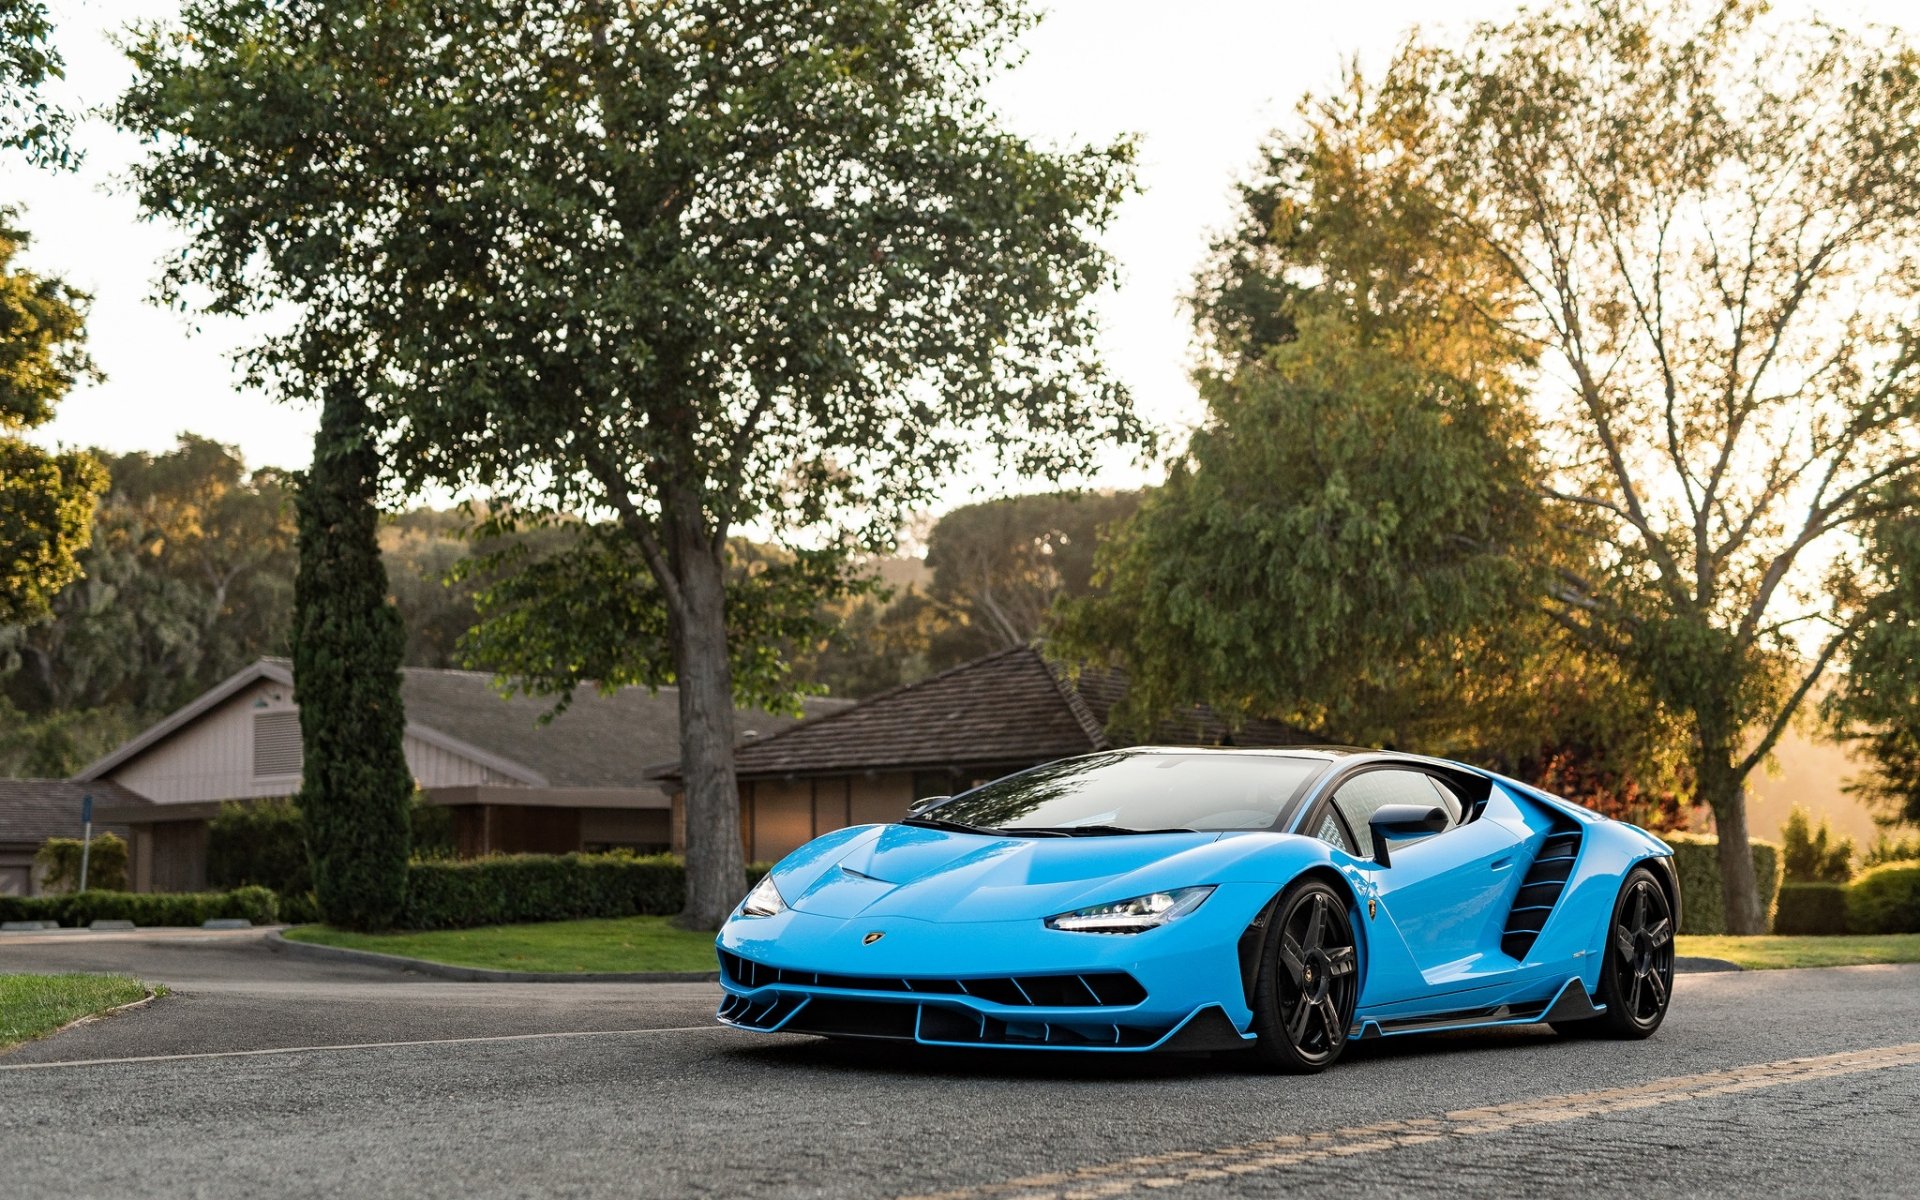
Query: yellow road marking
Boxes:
[{"xmin": 897, "ymin": 1041, "xmax": 1920, "ymax": 1200}]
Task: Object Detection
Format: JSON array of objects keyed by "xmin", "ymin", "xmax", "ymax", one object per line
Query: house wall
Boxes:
[
  {"xmin": 716, "ymin": 772, "xmax": 917, "ymax": 863},
  {"xmin": 106, "ymin": 679, "xmax": 517, "ymax": 808}
]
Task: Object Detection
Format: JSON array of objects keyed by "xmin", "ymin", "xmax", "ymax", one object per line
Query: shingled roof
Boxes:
[
  {"xmin": 76, "ymin": 659, "xmax": 852, "ymax": 791},
  {"xmin": 728, "ymin": 645, "xmax": 1312, "ymax": 779},
  {"xmin": 0, "ymin": 780, "xmax": 142, "ymax": 848},
  {"xmin": 395, "ymin": 668, "xmax": 850, "ymax": 787}
]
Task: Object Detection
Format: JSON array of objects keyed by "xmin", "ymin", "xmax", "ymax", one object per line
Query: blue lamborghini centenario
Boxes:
[{"xmin": 714, "ymin": 746, "xmax": 1680, "ymax": 1072}]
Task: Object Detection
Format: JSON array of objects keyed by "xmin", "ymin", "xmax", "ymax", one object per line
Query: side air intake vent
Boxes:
[{"xmin": 1501, "ymin": 829, "xmax": 1582, "ymax": 961}]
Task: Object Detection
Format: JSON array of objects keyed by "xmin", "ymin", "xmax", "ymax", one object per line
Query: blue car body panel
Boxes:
[{"xmin": 714, "ymin": 748, "xmax": 1675, "ymax": 1054}]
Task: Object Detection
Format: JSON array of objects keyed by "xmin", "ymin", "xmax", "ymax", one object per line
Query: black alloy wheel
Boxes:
[
  {"xmin": 1556, "ymin": 866, "xmax": 1675, "ymax": 1039},
  {"xmin": 1250, "ymin": 880, "xmax": 1360, "ymax": 1072}
]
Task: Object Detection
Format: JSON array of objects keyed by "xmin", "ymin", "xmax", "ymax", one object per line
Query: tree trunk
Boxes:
[
  {"xmin": 1696, "ymin": 738, "xmax": 1765, "ymax": 935},
  {"xmin": 664, "ymin": 507, "xmax": 746, "ymax": 930}
]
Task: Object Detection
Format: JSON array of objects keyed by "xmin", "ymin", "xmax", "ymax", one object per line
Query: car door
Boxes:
[{"xmin": 1322, "ymin": 767, "xmax": 1524, "ymax": 995}]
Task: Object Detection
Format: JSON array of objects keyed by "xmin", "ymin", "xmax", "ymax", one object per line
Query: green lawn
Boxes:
[
  {"xmin": 0, "ymin": 973, "xmax": 151, "ymax": 1050},
  {"xmin": 285, "ymin": 915, "xmax": 720, "ymax": 974},
  {"xmin": 1677, "ymin": 933, "xmax": 1920, "ymax": 970}
]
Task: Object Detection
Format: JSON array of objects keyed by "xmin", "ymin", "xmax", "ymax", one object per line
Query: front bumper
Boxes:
[{"xmin": 712, "ymin": 895, "xmax": 1264, "ymax": 1053}]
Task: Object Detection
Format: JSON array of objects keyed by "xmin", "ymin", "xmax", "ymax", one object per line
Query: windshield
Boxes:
[{"xmin": 924, "ymin": 752, "xmax": 1329, "ymax": 833}]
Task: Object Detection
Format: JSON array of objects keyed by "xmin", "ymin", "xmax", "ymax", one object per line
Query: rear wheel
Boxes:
[
  {"xmin": 1553, "ymin": 866, "xmax": 1674, "ymax": 1039},
  {"xmin": 1249, "ymin": 879, "xmax": 1360, "ymax": 1073}
]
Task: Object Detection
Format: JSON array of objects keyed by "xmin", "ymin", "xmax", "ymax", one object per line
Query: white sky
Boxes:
[{"xmin": 9, "ymin": 0, "xmax": 1897, "ymax": 512}]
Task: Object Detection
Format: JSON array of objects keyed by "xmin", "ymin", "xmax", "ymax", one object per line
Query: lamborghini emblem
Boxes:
[
  {"xmin": 1368, "ymin": 899, "xmax": 1378, "ymax": 920},
  {"xmin": 862, "ymin": 931, "xmax": 885, "ymax": 945}
]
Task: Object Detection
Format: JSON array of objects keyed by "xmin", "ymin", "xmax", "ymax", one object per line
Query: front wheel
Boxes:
[
  {"xmin": 1554, "ymin": 866, "xmax": 1675, "ymax": 1039},
  {"xmin": 1248, "ymin": 879, "xmax": 1360, "ymax": 1073}
]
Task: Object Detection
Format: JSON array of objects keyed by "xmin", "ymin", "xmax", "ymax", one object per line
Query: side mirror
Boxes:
[
  {"xmin": 907, "ymin": 795, "xmax": 949, "ymax": 816},
  {"xmin": 1367, "ymin": 804, "xmax": 1448, "ymax": 868}
]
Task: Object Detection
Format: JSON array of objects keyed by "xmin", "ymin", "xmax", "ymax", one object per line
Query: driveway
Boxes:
[{"xmin": 1, "ymin": 932, "xmax": 1915, "ymax": 1198}]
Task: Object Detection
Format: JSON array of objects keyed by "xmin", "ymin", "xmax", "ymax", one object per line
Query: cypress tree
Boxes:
[{"xmin": 293, "ymin": 384, "xmax": 411, "ymax": 930}]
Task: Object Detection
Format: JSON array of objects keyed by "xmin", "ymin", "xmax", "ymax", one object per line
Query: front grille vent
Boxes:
[{"xmin": 718, "ymin": 950, "xmax": 1146, "ymax": 1008}]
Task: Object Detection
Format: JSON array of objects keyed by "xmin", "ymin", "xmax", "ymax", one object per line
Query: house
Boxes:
[
  {"xmin": 75, "ymin": 659, "xmax": 849, "ymax": 892},
  {"xmin": 0, "ymin": 779, "xmax": 137, "ymax": 896},
  {"xmin": 712, "ymin": 644, "xmax": 1313, "ymax": 862}
]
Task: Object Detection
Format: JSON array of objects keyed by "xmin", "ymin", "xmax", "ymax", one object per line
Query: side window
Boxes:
[
  {"xmin": 1424, "ymin": 775, "xmax": 1465, "ymax": 824},
  {"xmin": 1311, "ymin": 809, "xmax": 1355, "ymax": 855},
  {"xmin": 1330, "ymin": 769, "xmax": 1456, "ymax": 860}
]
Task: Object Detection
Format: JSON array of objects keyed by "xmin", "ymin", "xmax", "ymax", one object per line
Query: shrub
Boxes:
[
  {"xmin": 1845, "ymin": 860, "xmax": 1920, "ymax": 934},
  {"xmin": 209, "ymin": 799, "xmax": 311, "ymax": 895},
  {"xmin": 33, "ymin": 834, "xmax": 129, "ymax": 893},
  {"xmin": 1863, "ymin": 831, "xmax": 1920, "ymax": 868},
  {"xmin": 1772, "ymin": 882, "xmax": 1850, "ymax": 935},
  {"xmin": 1779, "ymin": 805, "xmax": 1854, "ymax": 883},
  {"xmin": 399, "ymin": 853, "xmax": 772, "ymax": 931},
  {"xmin": 0, "ymin": 886, "xmax": 279, "ymax": 928},
  {"xmin": 1664, "ymin": 834, "xmax": 1782, "ymax": 934}
]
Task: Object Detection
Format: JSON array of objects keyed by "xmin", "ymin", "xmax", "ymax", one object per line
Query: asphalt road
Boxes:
[{"xmin": 2, "ymin": 932, "xmax": 1915, "ymax": 1199}]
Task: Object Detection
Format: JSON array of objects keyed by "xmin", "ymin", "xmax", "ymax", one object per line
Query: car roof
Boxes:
[{"xmin": 1113, "ymin": 744, "xmax": 1490, "ymax": 777}]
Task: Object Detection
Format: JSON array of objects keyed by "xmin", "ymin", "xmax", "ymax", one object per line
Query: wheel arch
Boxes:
[{"xmin": 1235, "ymin": 865, "xmax": 1366, "ymax": 1011}]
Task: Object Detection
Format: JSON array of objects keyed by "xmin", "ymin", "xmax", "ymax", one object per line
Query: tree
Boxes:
[
  {"xmin": 1778, "ymin": 805, "xmax": 1854, "ymax": 884},
  {"xmin": 1410, "ymin": 1, "xmax": 1920, "ymax": 931},
  {"xmin": 1824, "ymin": 482, "xmax": 1920, "ymax": 829},
  {"xmin": 2, "ymin": 6, "xmax": 101, "ymax": 626},
  {"xmin": 922, "ymin": 490, "xmax": 1142, "ymax": 656},
  {"xmin": 292, "ymin": 386, "xmax": 413, "ymax": 931},
  {"xmin": 1, "ymin": 435, "xmax": 297, "ymax": 724},
  {"xmin": 1059, "ymin": 73, "xmax": 1550, "ymax": 749},
  {"xmin": 121, "ymin": 0, "xmax": 1142, "ymax": 927}
]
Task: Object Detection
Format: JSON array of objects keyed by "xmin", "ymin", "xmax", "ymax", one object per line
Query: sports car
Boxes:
[{"xmin": 714, "ymin": 746, "xmax": 1679, "ymax": 1071}]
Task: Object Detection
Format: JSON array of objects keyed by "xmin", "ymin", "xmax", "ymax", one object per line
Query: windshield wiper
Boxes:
[
  {"xmin": 998, "ymin": 824, "xmax": 1197, "ymax": 837},
  {"xmin": 900, "ymin": 815, "xmax": 1005, "ymax": 836}
]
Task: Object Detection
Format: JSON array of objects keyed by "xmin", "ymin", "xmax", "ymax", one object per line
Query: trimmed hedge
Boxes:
[
  {"xmin": 1664, "ymin": 834, "xmax": 1782, "ymax": 934},
  {"xmin": 1773, "ymin": 882, "xmax": 1851, "ymax": 935},
  {"xmin": 1845, "ymin": 861, "xmax": 1920, "ymax": 935},
  {"xmin": 397, "ymin": 853, "xmax": 770, "ymax": 931},
  {"xmin": 0, "ymin": 886, "xmax": 279, "ymax": 928}
]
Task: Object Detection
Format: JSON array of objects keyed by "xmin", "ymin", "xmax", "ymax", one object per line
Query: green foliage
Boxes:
[
  {"xmin": 0, "ymin": 1, "xmax": 72, "ymax": 167},
  {"xmin": 207, "ymin": 800, "xmax": 309, "ymax": 895},
  {"xmin": 1772, "ymin": 883, "xmax": 1851, "ymax": 936},
  {"xmin": 1063, "ymin": 310, "xmax": 1545, "ymax": 745},
  {"xmin": 0, "ymin": 215, "xmax": 104, "ymax": 627},
  {"xmin": 0, "ymin": 435, "xmax": 296, "ymax": 740},
  {"xmin": 1863, "ymin": 832, "xmax": 1920, "ymax": 869},
  {"xmin": 400, "ymin": 853, "xmax": 768, "ymax": 931},
  {"xmin": 793, "ymin": 491, "xmax": 1143, "ymax": 698},
  {"xmin": 0, "ymin": 697, "xmax": 136, "ymax": 777},
  {"xmin": 0, "ymin": 886, "xmax": 278, "ymax": 927},
  {"xmin": 1779, "ymin": 806, "xmax": 1854, "ymax": 884},
  {"xmin": 1844, "ymin": 862, "xmax": 1920, "ymax": 936},
  {"xmin": 1827, "ymin": 484, "xmax": 1920, "ymax": 828},
  {"xmin": 1665, "ymin": 835, "xmax": 1782, "ymax": 936},
  {"xmin": 459, "ymin": 524, "xmax": 866, "ymax": 717},
  {"xmin": 293, "ymin": 387, "xmax": 413, "ymax": 931},
  {"xmin": 32, "ymin": 833, "xmax": 127, "ymax": 893}
]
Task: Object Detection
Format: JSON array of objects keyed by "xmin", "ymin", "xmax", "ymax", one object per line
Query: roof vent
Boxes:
[{"xmin": 252, "ymin": 710, "xmax": 303, "ymax": 778}]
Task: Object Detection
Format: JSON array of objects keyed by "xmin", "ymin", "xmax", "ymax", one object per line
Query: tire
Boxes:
[
  {"xmin": 1248, "ymin": 878, "xmax": 1361, "ymax": 1073},
  {"xmin": 1553, "ymin": 866, "xmax": 1675, "ymax": 1039}
]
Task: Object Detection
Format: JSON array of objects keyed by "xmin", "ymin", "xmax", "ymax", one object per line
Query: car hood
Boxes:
[{"xmin": 777, "ymin": 823, "xmax": 1232, "ymax": 922}]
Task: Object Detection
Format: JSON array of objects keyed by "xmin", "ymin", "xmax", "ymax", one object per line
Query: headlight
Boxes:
[
  {"xmin": 739, "ymin": 875, "xmax": 786, "ymax": 918},
  {"xmin": 1044, "ymin": 886, "xmax": 1214, "ymax": 934}
]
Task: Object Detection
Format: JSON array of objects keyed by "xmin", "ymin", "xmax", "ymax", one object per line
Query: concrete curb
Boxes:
[
  {"xmin": 27, "ymin": 989, "xmax": 161, "ymax": 1050},
  {"xmin": 1674, "ymin": 956, "xmax": 1744, "ymax": 973},
  {"xmin": 265, "ymin": 930, "xmax": 718, "ymax": 983}
]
